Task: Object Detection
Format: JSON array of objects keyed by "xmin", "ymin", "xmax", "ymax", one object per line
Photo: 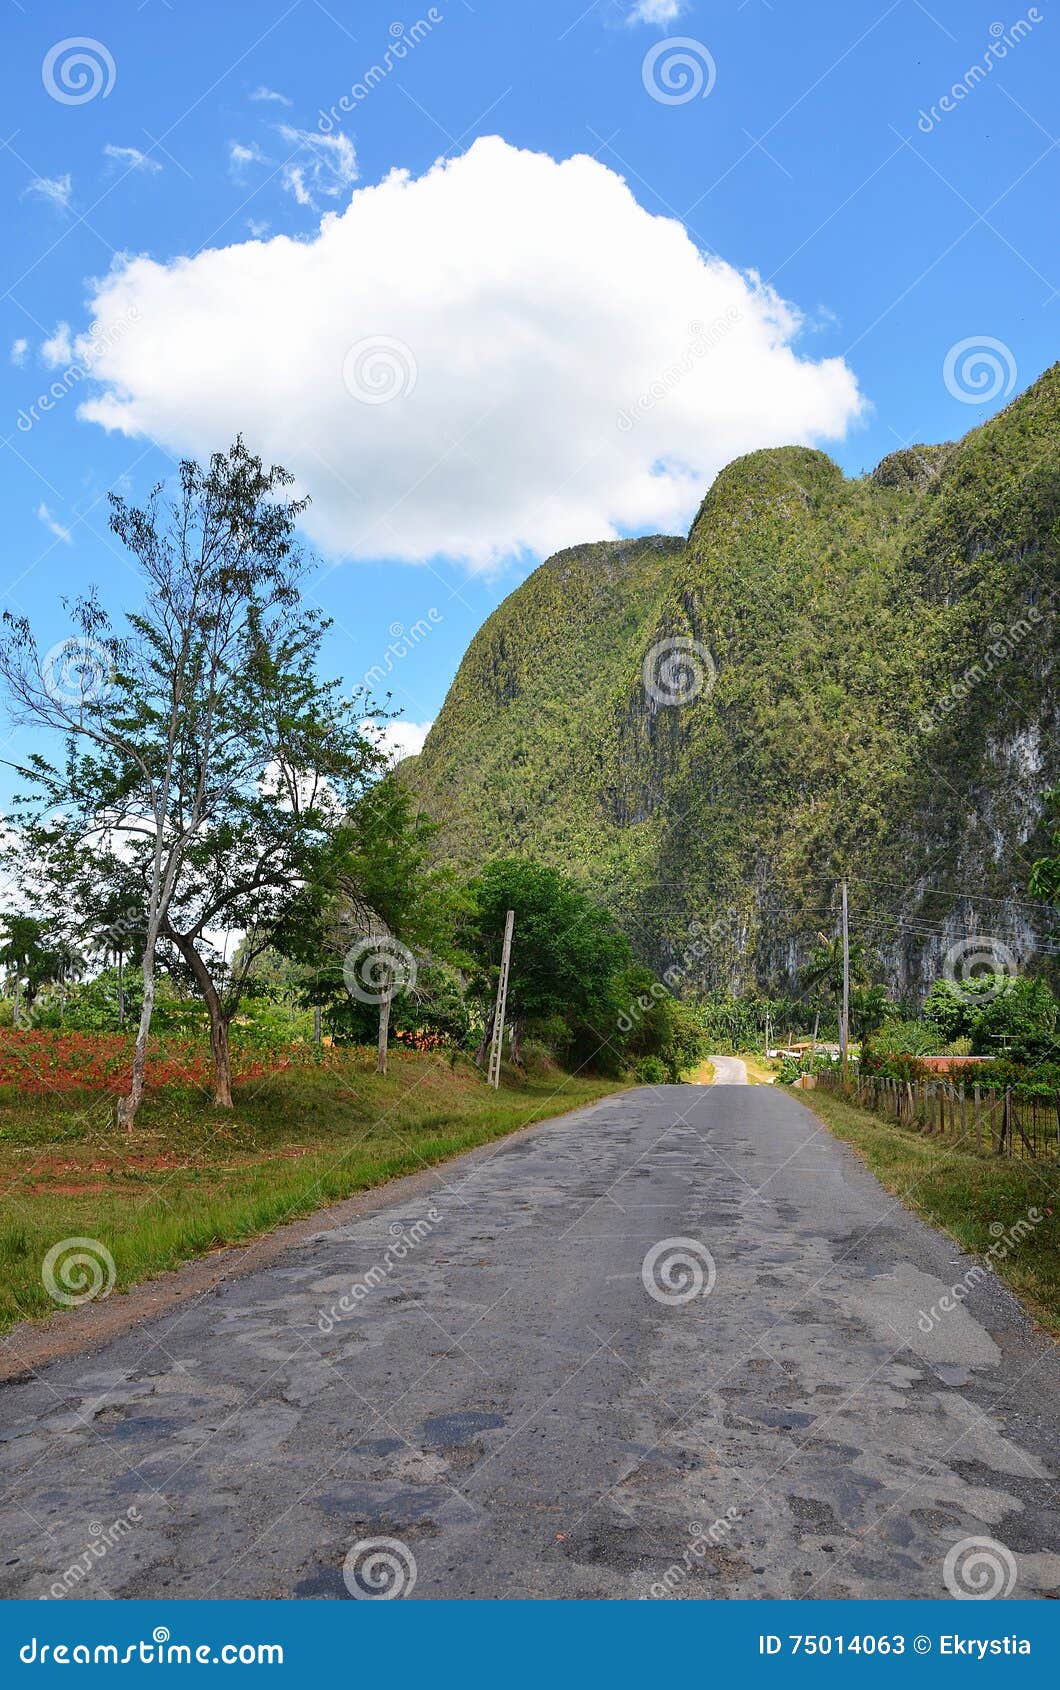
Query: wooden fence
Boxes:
[{"xmin": 815, "ymin": 1070, "xmax": 1060, "ymax": 1160}]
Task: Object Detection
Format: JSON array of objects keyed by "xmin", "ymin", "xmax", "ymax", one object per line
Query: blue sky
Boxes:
[{"xmin": 1, "ymin": 0, "xmax": 1057, "ymax": 795}]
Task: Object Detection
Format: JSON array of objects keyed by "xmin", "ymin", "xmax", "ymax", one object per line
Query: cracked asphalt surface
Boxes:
[{"xmin": 2, "ymin": 1082, "xmax": 1059, "ymax": 1600}]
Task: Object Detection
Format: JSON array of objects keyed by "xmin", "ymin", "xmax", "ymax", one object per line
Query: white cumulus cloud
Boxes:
[
  {"xmin": 41, "ymin": 323, "xmax": 74, "ymax": 366},
  {"xmin": 364, "ymin": 719, "xmax": 434, "ymax": 766},
  {"xmin": 73, "ymin": 136, "xmax": 864, "ymax": 569}
]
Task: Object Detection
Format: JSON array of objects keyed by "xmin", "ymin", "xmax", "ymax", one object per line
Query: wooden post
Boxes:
[
  {"xmin": 840, "ymin": 878, "xmax": 849, "ymax": 1085},
  {"xmin": 376, "ymin": 962, "xmax": 393, "ymax": 1076},
  {"xmin": 486, "ymin": 910, "xmax": 515, "ymax": 1090},
  {"xmin": 974, "ymin": 1083, "xmax": 981, "ymax": 1151},
  {"xmin": 999, "ymin": 1088, "xmax": 1012, "ymax": 1156}
]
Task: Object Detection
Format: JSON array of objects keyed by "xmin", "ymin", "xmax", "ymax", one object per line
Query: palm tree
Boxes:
[
  {"xmin": 0, "ymin": 915, "xmax": 71, "ymax": 1024},
  {"xmin": 848, "ymin": 983, "xmax": 895, "ymax": 1044},
  {"xmin": 800, "ymin": 933, "xmax": 871, "ymax": 1003}
]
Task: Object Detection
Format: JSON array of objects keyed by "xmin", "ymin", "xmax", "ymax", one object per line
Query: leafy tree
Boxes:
[
  {"xmin": 0, "ymin": 439, "xmax": 385, "ymax": 1117},
  {"xmin": 968, "ymin": 975, "xmax": 1057, "ymax": 1064},
  {"xmin": 0, "ymin": 914, "xmax": 76, "ymax": 1022},
  {"xmin": 466, "ymin": 860, "xmax": 631, "ymax": 1066},
  {"xmin": 923, "ymin": 976, "xmax": 974, "ymax": 1041},
  {"xmin": 278, "ymin": 779, "xmax": 460, "ymax": 1073},
  {"xmin": 847, "ymin": 984, "xmax": 896, "ymax": 1044},
  {"xmin": 1029, "ymin": 787, "xmax": 1060, "ymax": 904}
]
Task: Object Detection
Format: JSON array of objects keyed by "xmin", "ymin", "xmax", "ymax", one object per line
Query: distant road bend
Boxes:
[{"xmin": 2, "ymin": 1083, "xmax": 1058, "ymax": 1599}]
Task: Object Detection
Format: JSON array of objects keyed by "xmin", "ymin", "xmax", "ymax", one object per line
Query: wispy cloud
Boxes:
[
  {"xmin": 246, "ymin": 218, "xmax": 271, "ymax": 238},
  {"xmin": 37, "ymin": 502, "xmax": 73, "ymax": 545},
  {"xmin": 22, "ymin": 173, "xmax": 73, "ymax": 213},
  {"xmin": 103, "ymin": 143, "xmax": 162, "ymax": 175},
  {"xmin": 9, "ymin": 338, "xmax": 28, "ymax": 367},
  {"xmin": 626, "ymin": 0, "xmax": 686, "ymax": 23},
  {"xmin": 250, "ymin": 85, "xmax": 292, "ymax": 106},
  {"xmin": 277, "ymin": 126, "xmax": 357, "ymax": 207},
  {"xmin": 229, "ymin": 140, "xmax": 268, "ymax": 178}
]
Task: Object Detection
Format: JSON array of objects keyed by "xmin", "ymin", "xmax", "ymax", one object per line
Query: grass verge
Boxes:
[
  {"xmin": 795, "ymin": 1085, "xmax": 1060, "ymax": 1336},
  {"xmin": 0, "ymin": 1049, "xmax": 622, "ymax": 1332},
  {"xmin": 739, "ymin": 1053, "xmax": 780, "ymax": 1085},
  {"xmin": 688, "ymin": 1059, "xmax": 715, "ymax": 1084}
]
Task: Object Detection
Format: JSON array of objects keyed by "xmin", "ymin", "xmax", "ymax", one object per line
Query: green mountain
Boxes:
[{"xmin": 408, "ymin": 367, "xmax": 1060, "ymax": 996}]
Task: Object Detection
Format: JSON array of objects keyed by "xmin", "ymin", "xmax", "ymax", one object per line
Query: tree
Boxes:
[
  {"xmin": 0, "ymin": 439, "xmax": 385, "ymax": 1119},
  {"xmin": 800, "ymin": 932, "xmax": 871, "ymax": 1003},
  {"xmin": 847, "ymin": 983, "xmax": 895, "ymax": 1044},
  {"xmin": 923, "ymin": 976, "xmax": 973, "ymax": 1042},
  {"xmin": 0, "ymin": 915, "xmax": 72, "ymax": 1023},
  {"xmin": 1029, "ymin": 787, "xmax": 1060, "ymax": 905},
  {"xmin": 278, "ymin": 779, "xmax": 460, "ymax": 1074},
  {"xmin": 968, "ymin": 975, "xmax": 1057, "ymax": 1064},
  {"xmin": 466, "ymin": 860, "xmax": 631, "ymax": 1067}
]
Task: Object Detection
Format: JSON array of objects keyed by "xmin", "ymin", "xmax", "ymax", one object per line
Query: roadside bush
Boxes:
[
  {"xmin": 635, "ymin": 1055, "xmax": 668, "ymax": 1084},
  {"xmin": 974, "ymin": 1057, "xmax": 1060, "ymax": 1097},
  {"xmin": 866, "ymin": 1018, "xmax": 943, "ymax": 1057}
]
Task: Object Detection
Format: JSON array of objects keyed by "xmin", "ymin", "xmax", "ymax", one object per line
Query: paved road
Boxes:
[
  {"xmin": 710, "ymin": 1054, "xmax": 748, "ymax": 1085},
  {"xmin": 2, "ymin": 1084, "xmax": 1059, "ymax": 1601}
]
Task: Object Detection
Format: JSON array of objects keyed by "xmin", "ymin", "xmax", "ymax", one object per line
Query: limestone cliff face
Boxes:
[{"xmin": 408, "ymin": 369, "xmax": 1060, "ymax": 997}]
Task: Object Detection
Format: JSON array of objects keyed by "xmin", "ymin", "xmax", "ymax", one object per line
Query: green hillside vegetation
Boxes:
[{"xmin": 409, "ymin": 368, "xmax": 1060, "ymax": 997}]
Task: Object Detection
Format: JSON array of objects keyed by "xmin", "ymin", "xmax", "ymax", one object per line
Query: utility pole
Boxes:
[
  {"xmin": 840, "ymin": 877, "xmax": 850, "ymax": 1084},
  {"xmin": 487, "ymin": 909, "xmax": 515, "ymax": 1090}
]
